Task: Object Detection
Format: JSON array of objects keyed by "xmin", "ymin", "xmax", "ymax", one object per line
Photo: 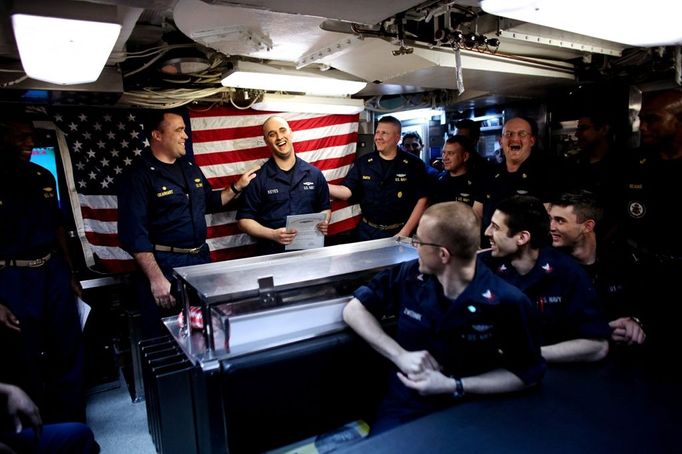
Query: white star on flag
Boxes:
[{"xmin": 52, "ymin": 107, "xmax": 360, "ymax": 273}]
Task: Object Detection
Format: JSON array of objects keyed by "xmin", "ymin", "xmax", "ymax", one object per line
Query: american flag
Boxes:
[{"xmin": 53, "ymin": 106, "xmax": 361, "ymax": 274}]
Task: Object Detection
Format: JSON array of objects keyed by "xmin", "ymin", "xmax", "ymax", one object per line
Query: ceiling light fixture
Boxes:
[
  {"xmin": 252, "ymin": 94, "xmax": 365, "ymax": 115},
  {"xmin": 481, "ymin": 0, "xmax": 682, "ymax": 47},
  {"xmin": 11, "ymin": 2, "xmax": 121, "ymax": 85},
  {"xmin": 221, "ymin": 61, "xmax": 367, "ymax": 97},
  {"xmin": 384, "ymin": 109, "xmax": 446, "ymax": 125}
]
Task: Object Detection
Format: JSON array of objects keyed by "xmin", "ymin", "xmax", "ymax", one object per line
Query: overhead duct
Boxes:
[{"xmin": 303, "ymin": 38, "xmax": 575, "ymax": 98}]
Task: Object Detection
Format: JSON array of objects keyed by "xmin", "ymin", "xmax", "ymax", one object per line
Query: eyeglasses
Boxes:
[
  {"xmin": 502, "ymin": 130, "xmax": 531, "ymax": 139},
  {"xmin": 403, "ymin": 142, "xmax": 421, "ymax": 149},
  {"xmin": 411, "ymin": 235, "xmax": 446, "ymax": 250}
]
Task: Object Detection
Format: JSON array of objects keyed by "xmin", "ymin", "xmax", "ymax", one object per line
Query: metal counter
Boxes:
[{"xmin": 165, "ymin": 237, "xmax": 418, "ymax": 366}]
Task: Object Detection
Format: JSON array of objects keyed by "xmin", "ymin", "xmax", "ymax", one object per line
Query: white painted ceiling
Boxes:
[
  {"xmin": 0, "ymin": 0, "xmax": 644, "ymax": 106},
  {"xmin": 170, "ymin": 0, "xmax": 600, "ymax": 101}
]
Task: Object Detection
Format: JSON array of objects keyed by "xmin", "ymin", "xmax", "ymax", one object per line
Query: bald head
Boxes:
[
  {"xmin": 262, "ymin": 116, "xmax": 288, "ymax": 135},
  {"xmin": 262, "ymin": 116, "xmax": 294, "ymax": 161},
  {"xmin": 639, "ymin": 89, "xmax": 682, "ymax": 155},
  {"xmin": 421, "ymin": 202, "xmax": 480, "ymax": 260}
]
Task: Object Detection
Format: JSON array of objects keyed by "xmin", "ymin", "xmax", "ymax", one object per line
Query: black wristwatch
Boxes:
[{"xmin": 452, "ymin": 377, "xmax": 465, "ymax": 399}]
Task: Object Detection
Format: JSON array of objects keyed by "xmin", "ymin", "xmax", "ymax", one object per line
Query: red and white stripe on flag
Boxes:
[
  {"xmin": 189, "ymin": 108, "xmax": 362, "ymax": 263},
  {"xmin": 58, "ymin": 107, "xmax": 361, "ymax": 274}
]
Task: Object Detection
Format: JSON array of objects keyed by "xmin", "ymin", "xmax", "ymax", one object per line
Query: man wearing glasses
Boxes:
[
  {"xmin": 343, "ymin": 202, "xmax": 544, "ymax": 433},
  {"xmin": 473, "ymin": 116, "xmax": 564, "ymax": 234}
]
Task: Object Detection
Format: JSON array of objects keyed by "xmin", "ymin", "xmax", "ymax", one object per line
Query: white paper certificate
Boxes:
[{"xmin": 285, "ymin": 212, "xmax": 326, "ymax": 251}]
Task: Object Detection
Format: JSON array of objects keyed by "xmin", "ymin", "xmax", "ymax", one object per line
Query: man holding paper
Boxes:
[{"xmin": 237, "ymin": 116, "xmax": 331, "ymax": 255}]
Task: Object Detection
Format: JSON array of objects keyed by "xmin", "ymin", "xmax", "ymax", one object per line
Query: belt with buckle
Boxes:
[
  {"xmin": 0, "ymin": 252, "xmax": 52, "ymax": 268},
  {"xmin": 153, "ymin": 244, "xmax": 205, "ymax": 255},
  {"xmin": 362, "ymin": 217, "xmax": 405, "ymax": 231}
]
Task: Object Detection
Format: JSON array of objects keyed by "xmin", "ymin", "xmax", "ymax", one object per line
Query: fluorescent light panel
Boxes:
[
  {"xmin": 12, "ymin": 14, "xmax": 121, "ymax": 85},
  {"xmin": 481, "ymin": 0, "xmax": 682, "ymax": 47},
  {"xmin": 222, "ymin": 62, "xmax": 366, "ymax": 96},
  {"xmin": 385, "ymin": 109, "xmax": 446, "ymax": 124},
  {"xmin": 252, "ymin": 94, "xmax": 365, "ymax": 115}
]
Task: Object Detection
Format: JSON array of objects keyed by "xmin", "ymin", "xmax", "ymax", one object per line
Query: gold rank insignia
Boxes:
[
  {"xmin": 397, "ymin": 191, "xmax": 403, "ymax": 198},
  {"xmin": 194, "ymin": 178, "xmax": 203, "ymax": 188},
  {"xmin": 43, "ymin": 187, "xmax": 54, "ymax": 198},
  {"xmin": 157, "ymin": 186, "xmax": 174, "ymax": 197}
]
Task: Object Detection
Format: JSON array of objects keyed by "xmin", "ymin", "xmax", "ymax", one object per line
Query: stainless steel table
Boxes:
[{"xmin": 143, "ymin": 238, "xmax": 418, "ymax": 453}]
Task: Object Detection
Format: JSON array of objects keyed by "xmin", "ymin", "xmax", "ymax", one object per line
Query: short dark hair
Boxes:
[
  {"xmin": 0, "ymin": 107, "xmax": 34, "ymax": 131},
  {"xmin": 0, "ymin": 110, "xmax": 34, "ymax": 158},
  {"xmin": 454, "ymin": 119, "xmax": 480, "ymax": 141},
  {"xmin": 550, "ymin": 191, "xmax": 603, "ymax": 224},
  {"xmin": 580, "ymin": 112, "xmax": 611, "ymax": 130},
  {"xmin": 378, "ymin": 115, "xmax": 402, "ymax": 133},
  {"xmin": 143, "ymin": 109, "xmax": 184, "ymax": 139},
  {"xmin": 445, "ymin": 134, "xmax": 474, "ymax": 153},
  {"xmin": 402, "ymin": 132, "xmax": 423, "ymax": 146},
  {"xmin": 496, "ymin": 195, "xmax": 551, "ymax": 249}
]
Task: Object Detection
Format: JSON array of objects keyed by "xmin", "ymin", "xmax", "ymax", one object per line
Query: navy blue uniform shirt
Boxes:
[
  {"xmin": 429, "ymin": 171, "xmax": 479, "ymax": 206},
  {"xmin": 616, "ymin": 151, "xmax": 682, "ymax": 356},
  {"xmin": 476, "ymin": 153, "xmax": 565, "ymax": 230},
  {"xmin": 0, "ymin": 159, "xmax": 84, "ymax": 422},
  {"xmin": 0, "ymin": 161, "xmax": 63, "ymax": 258},
  {"xmin": 620, "ymin": 151, "xmax": 682, "ymax": 258},
  {"xmin": 237, "ymin": 156, "xmax": 330, "ymax": 252},
  {"xmin": 355, "ymin": 258, "xmax": 544, "ymax": 386},
  {"xmin": 343, "ymin": 150, "xmax": 428, "ymax": 226},
  {"xmin": 553, "ymin": 245, "xmax": 639, "ymax": 323},
  {"xmin": 425, "ymin": 164, "xmax": 439, "ymax": 179},
  {"xmin": 117, "ymin": 150, "xmax": 222, "ymax": 253},
  {"xmin": 562, "ymin": 150, "xmax": 624, "ymax": 213},
  {"xmin": 482, "ymin": 247, "xmax": 611, "ymax": 346}
]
